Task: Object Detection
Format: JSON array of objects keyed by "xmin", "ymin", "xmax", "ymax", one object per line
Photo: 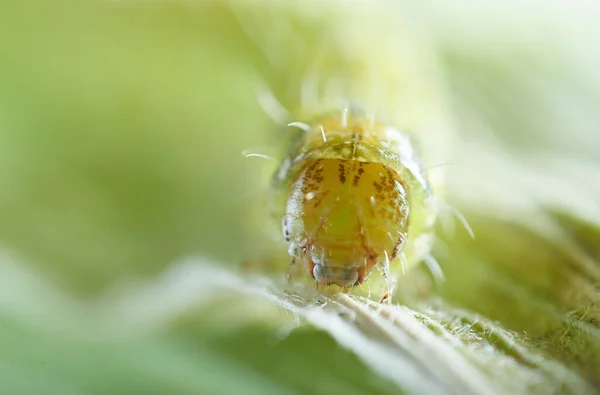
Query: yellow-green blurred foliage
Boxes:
[{"xmin": 1, "ymin": 0, "xmax": 599, "ymax": 394}]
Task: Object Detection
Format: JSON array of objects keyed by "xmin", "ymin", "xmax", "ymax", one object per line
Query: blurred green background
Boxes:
[{"xmin": 1, "ymin": 0, "xmax": 599, "ymax": 394}]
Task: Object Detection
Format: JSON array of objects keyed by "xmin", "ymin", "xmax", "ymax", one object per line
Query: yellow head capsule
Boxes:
[{"xmin": 271, "ymin": 109, "xmax": 436, "ymax": 291}]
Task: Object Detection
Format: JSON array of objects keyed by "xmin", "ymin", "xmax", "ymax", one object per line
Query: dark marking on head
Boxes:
[
  {"xmin": 373, "ymin": 181, "xmax": 383, "ymax": 193},
  {"xmin": 338, "ymin": 162, "xmax": 347, "ymax": 184}
]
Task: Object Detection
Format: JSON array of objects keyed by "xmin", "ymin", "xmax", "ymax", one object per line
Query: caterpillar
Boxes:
[
  {"xmin": 235, "ymin": 1, "xmax": 454, "ymax": 302},
  {"xmin": 268, "ymin": 107, "xmax": 438, "ymax": 301}
]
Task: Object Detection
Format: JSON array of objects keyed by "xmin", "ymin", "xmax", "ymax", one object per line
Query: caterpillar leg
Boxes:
[
  {"xmin": 380, "ymin": 291, "xmax": 390, "ymax": 304},
  {"xmin": 378, "ymin": 265, "xmax": 397, "ymax": 304}
]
